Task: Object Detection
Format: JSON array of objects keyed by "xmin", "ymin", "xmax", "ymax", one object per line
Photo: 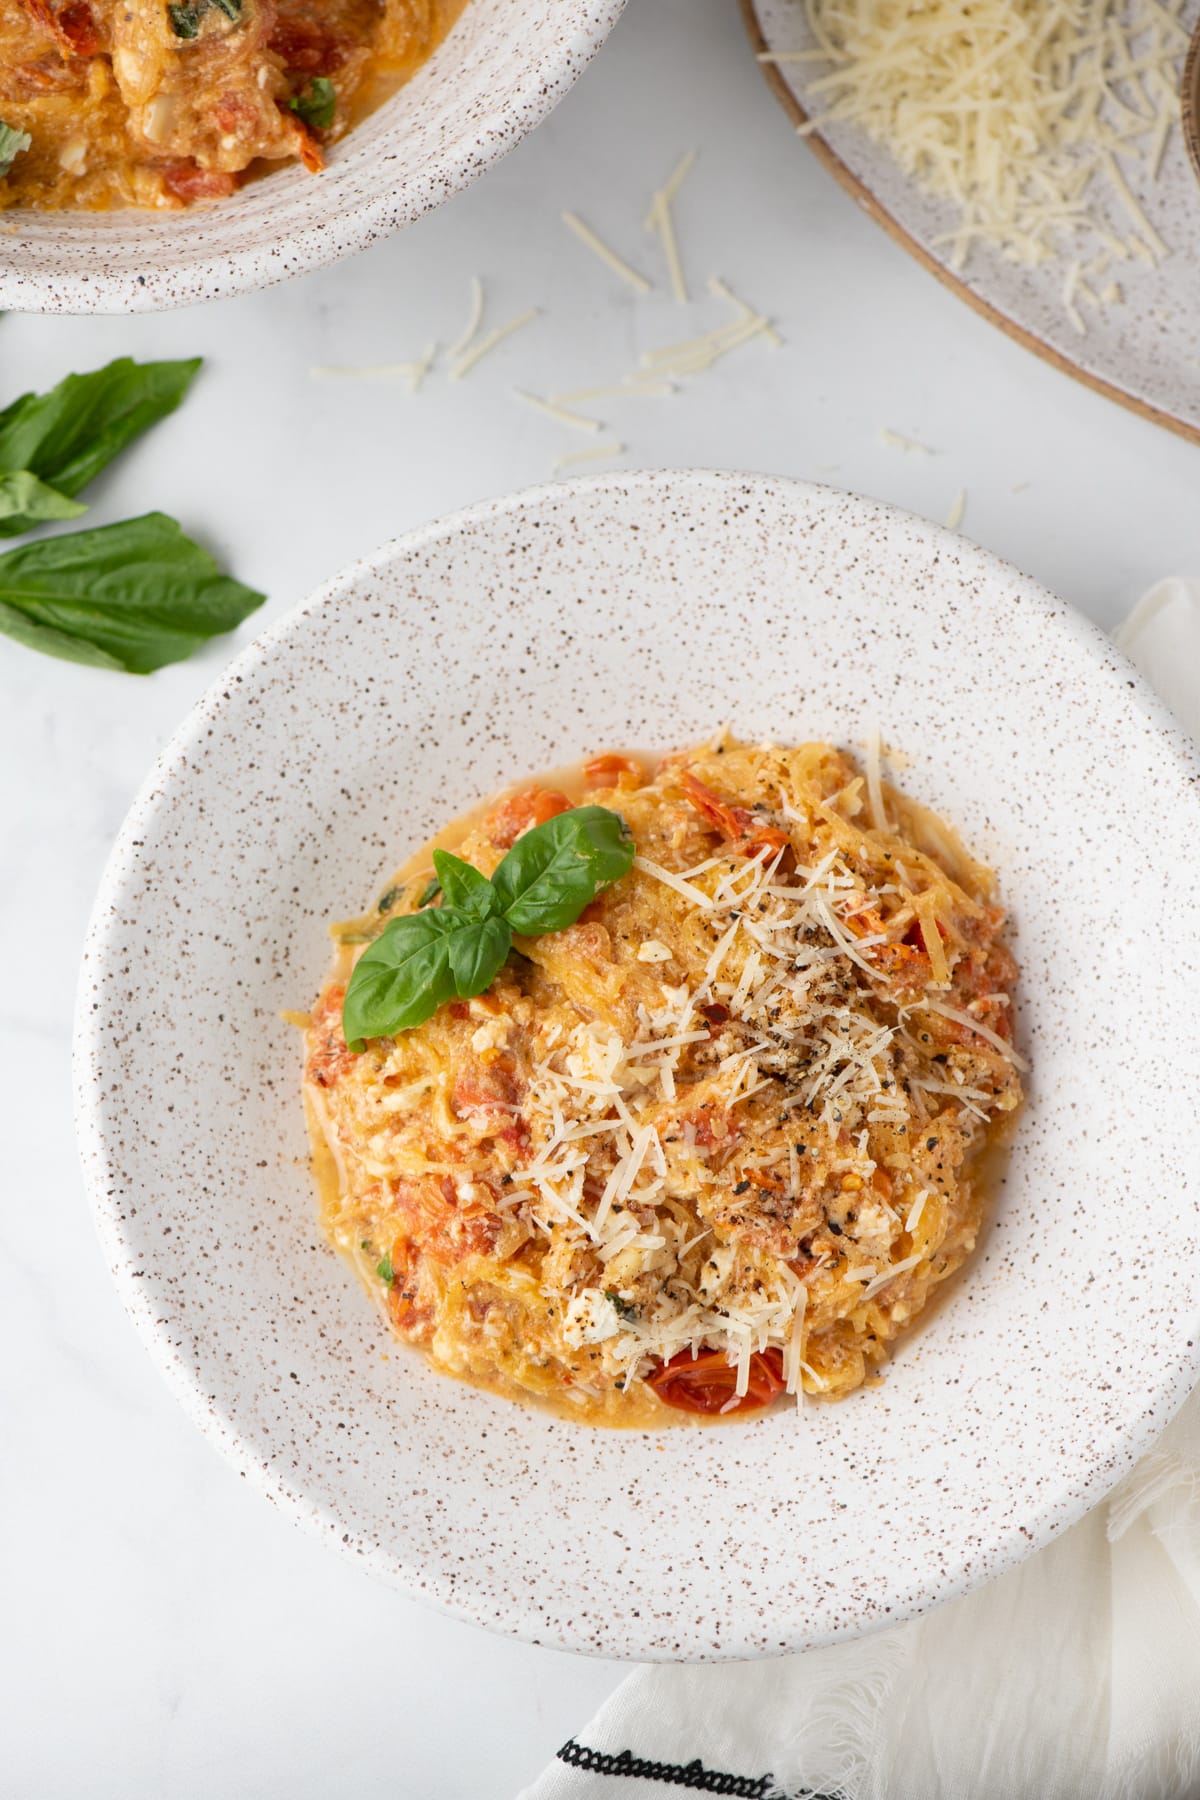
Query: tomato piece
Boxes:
[
  {"xmin": 648, "ymin": 1347, "xmax": 786, "ymax": 1415},
  {"xmin": 160, "ymin": 161, "xmax": 238, "ymax": 204},
  {"xmin": 679, "ymin": 771, "xmax": 789, "ymax": 858},
  {"xmin": 391, "ymin": 1175, "xmax": 501, "ymax": 1268},
  {"xmin": 384, "ymin": 1239, "xmax": 433, "ymax": 1342},
  {"xmin": 485, "ymin": 787, "xmax": 573, "ymax": 850},
  {"xmin": 305, "ymin": 983, "xmax": 355, "ymax": 1089},
  {"xmin": 292, "ymin": 122, "xmax": 325, "ymax": 174},
  {"xmin": 269, "ymin": 15, "xmax": 352, "ymax": 72},
  {"xmin": 22, "ymin": 0, "xmax": 100, "ymax": 56},
  {"xmin": 584, "ymin": 753, "xmax": 642, "ymax": 787}
]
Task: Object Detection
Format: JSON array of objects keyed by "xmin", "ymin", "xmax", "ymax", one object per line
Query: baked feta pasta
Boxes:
[
  {"xmin": 0, "ymin": 0, "xmax": 463, "ymax": 208},
  {"xmin": 303, "ymin": 736, "xmax": 1024, "ymax": 1426}
]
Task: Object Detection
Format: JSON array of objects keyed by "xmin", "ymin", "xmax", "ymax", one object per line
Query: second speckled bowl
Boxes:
[
  {"xmin": 74, "ymin": 470, "xmax": 1200, "ymax": 1659},
  {"xmin": 0, "ymin": 0, "xmax": 625, "ymax": 314}
]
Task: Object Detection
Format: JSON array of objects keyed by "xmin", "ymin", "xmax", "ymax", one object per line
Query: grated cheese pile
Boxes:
[
  {"xmin": 780, "ymin": 0, "xmax": 1187, "ymax": 321},
  {"xmin": 303, "ymin": 736, "xmax": 1023, "ymax": 1425}
]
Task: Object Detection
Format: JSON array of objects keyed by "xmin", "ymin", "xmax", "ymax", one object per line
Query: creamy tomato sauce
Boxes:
[{"xmin": 0, "ymin": 0, "xmax": 465, "ymax": 209}]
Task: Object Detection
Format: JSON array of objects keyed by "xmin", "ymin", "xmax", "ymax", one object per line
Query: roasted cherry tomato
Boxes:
[{"xmin": 648, "ymin": 1346, "xmax": 786, "ymax": 1414}]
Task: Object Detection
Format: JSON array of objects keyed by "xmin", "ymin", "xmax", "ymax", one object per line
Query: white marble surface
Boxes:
[{"xmin": 1, "ymin": 0, "xmax": 1198, "ymax": 1794}]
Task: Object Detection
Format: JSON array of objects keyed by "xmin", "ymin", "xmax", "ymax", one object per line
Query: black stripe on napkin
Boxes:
[{"xmin": 556, "ymin": 1738, "xmax": 843, "ymax": 1798}]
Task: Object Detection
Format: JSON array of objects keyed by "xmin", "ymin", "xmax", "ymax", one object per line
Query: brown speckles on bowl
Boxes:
[{"xmin": 72, "ymin": 471, "xmax": 1200, "ymax": 1660}]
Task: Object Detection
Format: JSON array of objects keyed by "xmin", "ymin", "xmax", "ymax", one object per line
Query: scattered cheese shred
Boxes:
[
  {"xmin": 447, "ymin": 276, "xmax": 485, "ymax": 361},
  {"xmin": 944, "ymin": 488, "xmax": 966, "ymax": 531},
  {"xmin": 562, "ymin": 210, "xmax": 653, "ymax": 295},
  {"xmin": 310, "ymin": 359, "xmax": 430, "ymax": 384},
  {"xmin": 516, "ymin": 390, "xmax": 602, "ymax": 433},
  {"xmin": 449, "ymin": 307, "xmax": 539, "ymax": 381},
  {"xmin": 880, "ymin": 426, "xmax": 936, "ymax": 455},
  {"xmin": 638, "ymin": 282, "xmax": 781, "ymax": 381},
  {"xmin": 552, "ymin": 440, "xmax": 625, "ymax": 473},
  {"xmin": 708, "ymin": 275, "xmax": 784, "ymax": 347},
  {"xmin": 550, "ymin": 378, "xmax": 677, "ymax": 402},
  {"xmin": 644, "ymin": 152, "xmax": 696, "ymax": 305}
]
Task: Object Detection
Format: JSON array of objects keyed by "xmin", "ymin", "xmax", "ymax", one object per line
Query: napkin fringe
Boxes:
[
  {"xmin": 1106, "ymin": 1449, "xmax": 1200, "ymax": 1546},
  {"xmin": 766, "ymin": 1631, "xmax": 909, "ymax": 1800}
]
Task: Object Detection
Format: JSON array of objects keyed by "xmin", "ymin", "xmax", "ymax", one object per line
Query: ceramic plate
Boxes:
[
  {"xmin": 74, "ymin": 470, "xmax": 1200, "ymax": 1660},
  {"xmin": 743, "ymin": 0, "xmax": 1200, "ymax": 447}
]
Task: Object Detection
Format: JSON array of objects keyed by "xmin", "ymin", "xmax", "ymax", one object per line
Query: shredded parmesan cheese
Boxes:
[
  {"xmin": 516, "ymin": 391, "xmax": 603, "ymax": 433},
  {"xmin": 448, "ymin": 276, "xmax": 485, "ymax": 361},
  {"xmin": 880, "ymin": 426, "xmax": 936, "ymax": 455},
  {"xmin": 449, "ymin": 307, "xmax": 539, "ymax": 381},
  {"xmin": 562, "ymin": 211, "xmax": 653, "ymax": 295},
  {"xmin": 792, "ymin": 0, "xmax": 1183, "ymax": 290},
  {"xmin": 644, "ymin": 151, "xmax": 696, "ymax": 304},
  {"xmin": 552, "ymin": 441, "xmax": 626, "ymax": 473}
]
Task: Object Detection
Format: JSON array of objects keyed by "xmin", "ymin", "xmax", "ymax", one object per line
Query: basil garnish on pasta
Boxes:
[
  {"xmin": 0, "ymin": 123, "xmax": 31, "ymax": 180},
  {"xmin": 342, "ymin": 806, "xmax": 635, "ymax": 1050},
  {"xmin": 287, "ymin": 78, "xmax": 337, "ymax": 130}
]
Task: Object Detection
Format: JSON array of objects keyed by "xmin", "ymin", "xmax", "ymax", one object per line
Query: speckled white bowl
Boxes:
[
  {"xmin": 74, "ymin": 470, "xmax": 1200, "ymax": 1660},
  {"xmin": 0, "ymin": 0, "xmax": 625, "ymax": 314}
]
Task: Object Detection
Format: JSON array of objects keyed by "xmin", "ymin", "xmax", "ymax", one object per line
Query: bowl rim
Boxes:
[
  {"xmin": 0, "ymin": 0, "xmax": 626, "ymax": 315},
  {"xmin": 73, "ymin": 469, "xmax": 1200, "ymax": 1657}
]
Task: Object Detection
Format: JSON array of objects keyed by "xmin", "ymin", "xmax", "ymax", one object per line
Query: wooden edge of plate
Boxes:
[
  {"xmin": 740, "ymin": 0, "xmax": 1200, "ymax": 452},
  {"xmin": 1183, "ymin": 17, "xmax": 1200, "ymax": 187}
]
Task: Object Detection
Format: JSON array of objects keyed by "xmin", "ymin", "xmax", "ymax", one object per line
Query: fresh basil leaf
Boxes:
[
  {"xmin": 343, "ymin": 911, "xmax": 460, "ymax": 1048},
  {"xmin": 0, "ymin": 356, "xmax": 202, "ymax": 500},
  {"xmin": 343, "ymin": 906, "xmax": 513, "ymax": 1048},
  {"xmin": 0, "ymin": 512, "xmax": 265, "ymax": 674},
  {"xmin": 0, "ymin": 470, "xmax": 87, "ymax": 538},
  {"xmin": 432, "ymin": 848, "xmax": 499, "ymax": 920},
  {"xmin": 491, "ymin": 805, "xmax": 634, "ymax": 935},
  {"xmin": 287, "ymin": 77, "xmax": 336, "ymax": 130},
  {"xmin": 210, "ymin": 0, "xmax": 243, "ymax": 16},
  {"xmin": 446, "ymin": 913, "xmax": 511, "ymax": 995},
  {"xmin": 376, "ymin": 1255, "xmax": 394, "ymax": 1284},
  {"xmin": 418, "ymin": 877, "xmax": 441, "ymax": 907},
  {"xmin": 167, "ymin": 3, "xmax": 202, "ymax": 33},
  {"xmin": 0, "ymin": 123, "xmax": 31, "ymax": 179}
]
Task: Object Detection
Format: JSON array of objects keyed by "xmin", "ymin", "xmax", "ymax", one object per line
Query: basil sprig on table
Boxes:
[
  {"xmin": 0, "ymin": 471, "xmax": 86, "ymax": 533},
  {"xmin": 0, "ymin": 356, "xmax": 201, "ymax": 537},
  {"xmin": 0, "ymin": 354, "xmax": 265, "ymax": 671},
  {"xmin": 342, "ymin": 807, "xmax": 635, "ymax": 1050},
  {"xmin": 0, "ymin": 513, "xmax": 264, "ymax": 673}
]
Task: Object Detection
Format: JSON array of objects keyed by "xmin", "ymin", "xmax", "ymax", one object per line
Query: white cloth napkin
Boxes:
[{"xmin": 520, "ymin": 578, "xmax": 1200, "ymax": 1800}]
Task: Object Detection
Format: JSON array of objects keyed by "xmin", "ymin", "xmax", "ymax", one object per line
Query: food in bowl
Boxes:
[
  {"xmin": 0, "ymin": 0, "xmax": 464, "ymax": 208},
  {"xmin": 303, "ymin": 734, "xmax": 1023, "ymax": 1425}
]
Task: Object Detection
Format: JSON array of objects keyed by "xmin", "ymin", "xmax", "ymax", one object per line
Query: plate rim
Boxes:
[
  {"xmin": 72, "ymin": 468, "xmax": 1200, "ymax": 1659},
  {"xmin": 739, "ymin": 0, "xmax": 1200, "ymax": 453}
]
